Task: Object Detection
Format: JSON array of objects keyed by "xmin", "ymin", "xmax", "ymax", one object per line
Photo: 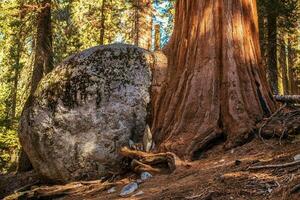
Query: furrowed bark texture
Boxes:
[{"xmin": 152, "ymin": 0, "xmax": 276, "ymax": 159}]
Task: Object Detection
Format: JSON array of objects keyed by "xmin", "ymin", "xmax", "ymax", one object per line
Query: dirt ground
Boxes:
[{"xmin": 1, "ymin": 137, "xmax": 300, "ymax": 200}]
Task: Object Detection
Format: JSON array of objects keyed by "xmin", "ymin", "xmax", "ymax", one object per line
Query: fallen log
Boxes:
[
  {"xmin": 274, "ymin": 95, "xmax": 300, "ymax": 104},
  {"xmin": 119, "ymin": 147, "xmax": 178, "ymax": 174}
]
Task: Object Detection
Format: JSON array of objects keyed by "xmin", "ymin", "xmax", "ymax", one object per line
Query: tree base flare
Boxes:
[{"xmin": 151, "ymin": 0, "xmax": 276, "ymax": 160}]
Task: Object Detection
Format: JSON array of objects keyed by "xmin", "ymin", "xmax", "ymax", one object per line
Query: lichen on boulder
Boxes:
[{"xmin": 19, "ymin": 44, "xmax": 154, "ymax": 182}]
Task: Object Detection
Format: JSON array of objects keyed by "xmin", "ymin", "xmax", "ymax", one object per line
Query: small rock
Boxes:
[
  {"xmin": 120, "ymin": 182, "xmax": 138, "ymax": 197},
  {"xmin": 107, "ymin": 187, "xmax": 116, "ymax": 194},
  {"xmin": 294, "ymin": 154, "xmax": 300, "ymax": 161},
  {"xmin": 136, "ymin": 179, "xmax": 143, "ymax": 184},
  {"xmin": 141, "ymin": 172, "xmax": 153, "ymax": 181}
]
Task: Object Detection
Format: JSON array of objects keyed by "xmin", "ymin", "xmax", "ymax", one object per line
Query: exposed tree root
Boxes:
[
  {"xmin": 4, "ymin": 181, "xmax": 115, "ymax": 200},
  {"xmin": 187, "ymin": 129, "xmax": 225, "ymax": 160},
  {"xmin": 119, "ymin": 147, "xmax": 178, "ymax": 174}
]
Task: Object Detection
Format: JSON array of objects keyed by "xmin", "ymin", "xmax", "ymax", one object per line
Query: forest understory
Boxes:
[{"xmin": 1, "ymin": 104, "xmax": 300, "ymax": 200}]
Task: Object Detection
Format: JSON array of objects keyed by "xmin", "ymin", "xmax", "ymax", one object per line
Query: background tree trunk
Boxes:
[
  {"xmin": 152, "ymin": 0, "xmax": 276, "ymax": 159},
  {"xmin": 30, "ymin": 0, "xmax": 53, "ymax": 95},
  {"xmin": 134, "ymin": 0, "xmax": 153, "ymax": 50},
  {"xmin": 154, "ymin": 24, "xmax": 161, "ymax": 50},
  {"xmin": 287, "ymin": 38, "xmax": 297, "ymax": 94},
  {"xmin": 99, "ymin": 0, "xmax": 106, "ymax": 45},
  {"xmin": 266, "ymin": 0, "xmax": 279, "ymax": 94},
  {"xmin": 18, "ymin": 0, "xmax": 53, "ymax": 172},
  {"xmin": 279, "ymin": 37, "xmax": 289, "ymax": 94}
]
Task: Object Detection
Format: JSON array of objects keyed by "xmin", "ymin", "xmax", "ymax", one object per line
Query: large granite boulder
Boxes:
[{"xmin": 19, "ymin": 44, "xmax": 155, "ymax": 182}]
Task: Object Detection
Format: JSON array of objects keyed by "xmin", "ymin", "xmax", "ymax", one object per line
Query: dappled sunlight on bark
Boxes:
[{"xmin": 152, "ymin": 0, "xmax": 277, "ymax": 159}]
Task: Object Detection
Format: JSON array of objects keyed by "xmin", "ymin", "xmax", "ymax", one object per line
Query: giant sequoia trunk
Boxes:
[{"xmin": 152, "ymin": 0, "xmax": 276, "ymax": 159}]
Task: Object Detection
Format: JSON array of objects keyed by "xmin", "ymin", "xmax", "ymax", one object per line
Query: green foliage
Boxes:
[
  {"xmin": 0, "ymin": 0, "xmax": 33, "ymax": 173},
  {"xmin": 0, "ymin": 128, "xmax": 19, "ymax": 173}
]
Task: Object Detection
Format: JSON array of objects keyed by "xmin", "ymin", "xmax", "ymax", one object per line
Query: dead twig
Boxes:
[
  {"xmin": 248, "ymin": 160, "xmax": 300, "ymax": 170},
  {"xmin": 185, "ymin": 193, "xmax": 204, "ymax": 199},
  {"xmin": 258, "ymin": 103, "xmax": 287, "ymax": 148}
]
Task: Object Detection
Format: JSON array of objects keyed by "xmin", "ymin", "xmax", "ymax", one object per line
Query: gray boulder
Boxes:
[{"xmin": 19, "ymin": 44, "xmax": 154, "ymax": 182}]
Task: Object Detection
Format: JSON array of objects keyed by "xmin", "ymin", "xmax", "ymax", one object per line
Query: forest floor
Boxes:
[{"xmin": 1, "ymin": 137, "xmax": 300, "ymax": 200}]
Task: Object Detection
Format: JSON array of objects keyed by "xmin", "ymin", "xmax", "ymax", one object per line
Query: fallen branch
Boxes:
[
  {"xmin": 6, "ymin": 181, "xmax": 115, "ymax": 200},
  {"xmin": 274, "ymin": 95, "xmax": 300, "ymax": 104},
  {"xmin": 14, "ymin": 181, "xmax": 40, "ymax": 193},
  {"xmin": 248, "ymin": 160, "xmax": 300, "ymax": 170},
  {"xmin": 120, "ymin": 147, "xmax": 177, "ymax": 174},
  {"xmin": 258, "ymin": 103, "xmax": 287, "ymax": 147}
]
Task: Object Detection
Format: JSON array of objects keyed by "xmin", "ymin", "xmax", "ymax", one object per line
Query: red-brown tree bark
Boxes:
[{"xmin": 152, "ymin": 0, "xmax": 277, "ymax": 159}]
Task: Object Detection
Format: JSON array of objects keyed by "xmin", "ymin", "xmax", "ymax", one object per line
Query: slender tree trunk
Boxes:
[
  {"xmin": 134, "ymin": 0, "xmax": 152, "ymax": 50},
  {"xmin": 30, "ymin": 0, "xmax": 53, "ymax": 94},
  {"xmin": 287, "ymin": 38, "xmax": 296, "ymax": 94},
  {"xmin": 154, "ymin": 24, "xmax": 161, "ymax": 50},
  {"xmin": 99, "ymin": 0, "xmax": 106, "ymax": 45},
  {"xmin": 19, "ymin": 0, "xmax": 53, "ymax": 172},
  {"xmin": 266, "ymin": 0, "xmax": 278, "ymax": 94},
  {"xmin": 152, "ymin": 0, "xmax": 276, "ymax": 159},
  {"xmin": 257, "ymin": 2, "xmax": 267, "ymax": 68},
  {"xmin": 279, "ymin": 37, "xmax": 288, "ymax": 94}
]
